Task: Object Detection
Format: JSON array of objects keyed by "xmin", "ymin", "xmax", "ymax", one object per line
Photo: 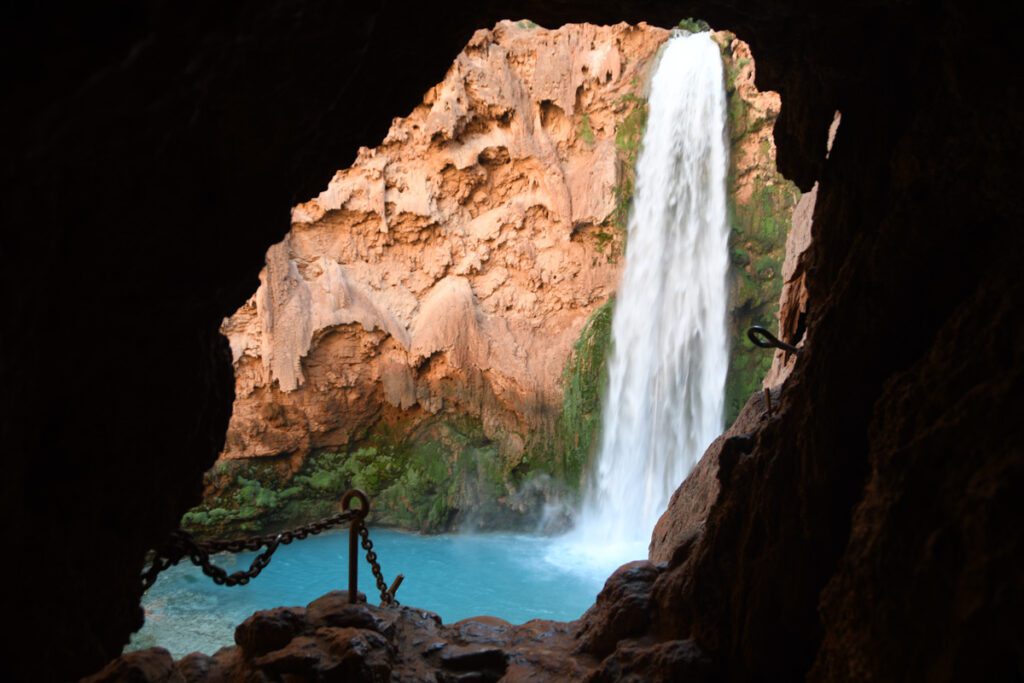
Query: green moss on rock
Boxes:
[
  {"xmin": 183, "ymin": 415, "xmax": 537, "ymax": 538},
  {"xmin": 578, "ymin": 113, "xmax": 596, "ymax": 146},
  {"xmin": 716, "ymin": 32, "xmax": 802, "ymax": 424},
  {"xmin": 555, "ymin": 298, "xmax": 614, "ymax": 490},
  {"xmin": 677, "ymin": 18, "xmax": 711, "ymax": 33},
  {"xmin": 613, "ymin": 92, "xmax": 648, "ymax": 244}
]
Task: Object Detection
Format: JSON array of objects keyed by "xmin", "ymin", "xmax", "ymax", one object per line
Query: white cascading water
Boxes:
[{"xmin": 548, "ymin": 31, "xmax": 731, "ymax": 575}]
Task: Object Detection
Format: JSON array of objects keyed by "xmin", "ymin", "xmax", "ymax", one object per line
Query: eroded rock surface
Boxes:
[
  {"xmin": 185, "ymin": 22, "xmax": 668, "ymax": 535},
  {"xmin": 222, "ymin": 22, "xmax": 666, "ymax": 464}
]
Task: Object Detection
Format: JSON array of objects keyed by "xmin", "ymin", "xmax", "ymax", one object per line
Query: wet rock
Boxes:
[
  {"xmin": 306, "ymin": 592, "xmax": 396, "ymax": 637},
  {"xmin": 172, "ymin": 653, "xmax": 214, "ymax": 683},
  {"xmin": 320, "ymin": 627, "xmax": 394, "ymax": 681},
  {"xmin": 438, "ymin": 674, "xmax": 498, "ymax": 683},
  {"xmin": 587, "ymin": 639, "xmax": 715, "ymax": 683},
  {"xmin": 439, "ymin": 644, "xmax": 507, "ymax": 672},
  {"xmin": 251, "ymin": 634, "xmax": 323, "ymax": 676},
  {"xmin": 234, "ymin": 606, "xmax": 308, "ymax": 659},
  {"xmin": 454, "ymin": 615, "xmax": 512, "ymax": 628},
  {"xmin": 81, "ymin": 648, "xmax": 183, "ymax": 683},
  {"xmin": 575, "ymin": 561, "xmax": 661, "ymax": 657},
  {"xmin": 450, "ymin": 617, "xmax": 511, "ymax": 644},
  {"xmin": 95, "ymin": 594, "xmax": 597, "ymax": 681},
  {"xmin": 253, "ymin": 627, "xmax": 392, "ymax": 682}
]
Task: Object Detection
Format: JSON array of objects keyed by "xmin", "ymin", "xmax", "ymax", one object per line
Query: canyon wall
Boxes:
[
  {"xmin": 190, "ymin": 21, "xmax": 668, "ymax": 535},
  {"xmin": 187, "ymin": 22, "xmax": 798, "ymax": 537}
]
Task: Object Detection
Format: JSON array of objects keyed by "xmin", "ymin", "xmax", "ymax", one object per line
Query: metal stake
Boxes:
[{"xmin": 342, "ymin": 489, "xmax": 370, "ymax": 604}]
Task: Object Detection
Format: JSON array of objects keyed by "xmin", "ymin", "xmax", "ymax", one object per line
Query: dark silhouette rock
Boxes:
[
  {"xmin": 649, "ymin": 389, "xmax": 770, "ymax": 564},
  {"xmin": 575, "ymin": 561, "xmax": 661, "ymax": 658},
  {"xmin": 81, "ymin": 648, "xmax": 182, "ymax": 683},
  {"xmin": 587, "ymin": 639, "xmax": 716, "ymax": 683},
  {"xmin": 253, "ymin": 627, "xmax": 393, "ymax": 682}
]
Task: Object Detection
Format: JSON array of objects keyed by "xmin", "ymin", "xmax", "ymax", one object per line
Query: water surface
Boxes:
[{"xmin": 132, "ymin": 529, "xmax": 616, "ymax": 658}]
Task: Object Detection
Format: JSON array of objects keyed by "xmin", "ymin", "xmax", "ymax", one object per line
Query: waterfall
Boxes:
[{"xmin": 551, "ymin": 31, "xmax": 730, "ymax": 572}]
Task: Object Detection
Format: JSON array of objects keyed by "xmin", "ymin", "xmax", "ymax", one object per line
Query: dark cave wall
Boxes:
[
  {"xmin": 2, "ymin": 1, "xmax": 1021, "ymax": 681},
  {"xmin": 646, "ymin": 6, "xmax": 1024, "ymax": 681},
  {"xmin": 0, "ymin": 2, "xmax": 508, "ymax": 678}
]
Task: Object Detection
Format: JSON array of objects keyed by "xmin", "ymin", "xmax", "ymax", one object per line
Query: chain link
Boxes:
[
  {"xmin": 359, "ymin": 524, "xmax": 399, "ymax": 606},
  {"xmin": 142, "ymin": 509, "xmax": 357, "ymax": 590},
  {"xmin": 141, "ymin": 498, "xmax": 401, "ymax": 608}
]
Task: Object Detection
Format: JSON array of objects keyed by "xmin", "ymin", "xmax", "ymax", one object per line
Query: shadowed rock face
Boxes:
[{"xmin": 3, "ymin": 1, "xmax": 1021, "ymax": 681}]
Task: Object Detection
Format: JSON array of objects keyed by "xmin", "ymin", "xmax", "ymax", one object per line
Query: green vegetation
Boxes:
[
  {"xmin": 182, "ymin": 461, "xmax": 306, "ymax": 536},
  {"xmin": 354, "ymin": 418, "xmax": 505, "ymax": 531},
  {"xmin": 183, "ymin": 417, "xmax": 514, "ymax": 538},
  {"xmin": 715, "ymin": 33, "xmax": 802, "ymax": 423},
  {"xmin": 578, "ymin": 113, "xmax": 596, "ymax": 146},
  {"xmin": 611, "ymin": 92, "xmax": 649, "ymax": 249},
  {"xmin": 591, "ymin": 229, "xmax": 616, "ymax": 255},
  {"xmin": 494, "ymin": 298, "xmax": 614, "ymax": 505},
  {"xmin": 516, "ymin": 19, "xmax": 539, "ymax": 30},
  {"xmin": 723, "ymin": 180, "xmax": 799, "ymax": 423},
  {"xmin": 555, "ymin": 298, "xmax": 614, "ymax": 489},
  {"xmin": 677, "ymin": 18, "xmax": 711, "ymax": 33}
]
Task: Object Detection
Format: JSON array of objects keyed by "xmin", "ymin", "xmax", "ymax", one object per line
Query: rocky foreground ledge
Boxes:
[{"xmin": 85, "ymin": 563, "xmax": 715, "ymax": 683}]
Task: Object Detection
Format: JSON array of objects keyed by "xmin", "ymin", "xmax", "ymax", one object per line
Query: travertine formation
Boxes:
[{"xmin": 221, "ymin": 21, "xmax": 669, "ymax": 468}]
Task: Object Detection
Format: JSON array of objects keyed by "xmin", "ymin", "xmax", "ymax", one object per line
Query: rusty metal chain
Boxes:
[
  {"xmin": 183, "ymin": 531, "xmax": 280, "ymax": 587},
  {"xmin": 141, "ymin": 490, "xmax": 403, "ymax": 608},
  {"xmin": 141, "ymin": 508, "xmax": 356, "ymax": 590},
  {"xmin": 202, "ymin": 509, "xmax": 356, "ymax": 554},
  {"xmin": 358, "ymin": 524, "xmax": 399, "ymax": 606}
]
